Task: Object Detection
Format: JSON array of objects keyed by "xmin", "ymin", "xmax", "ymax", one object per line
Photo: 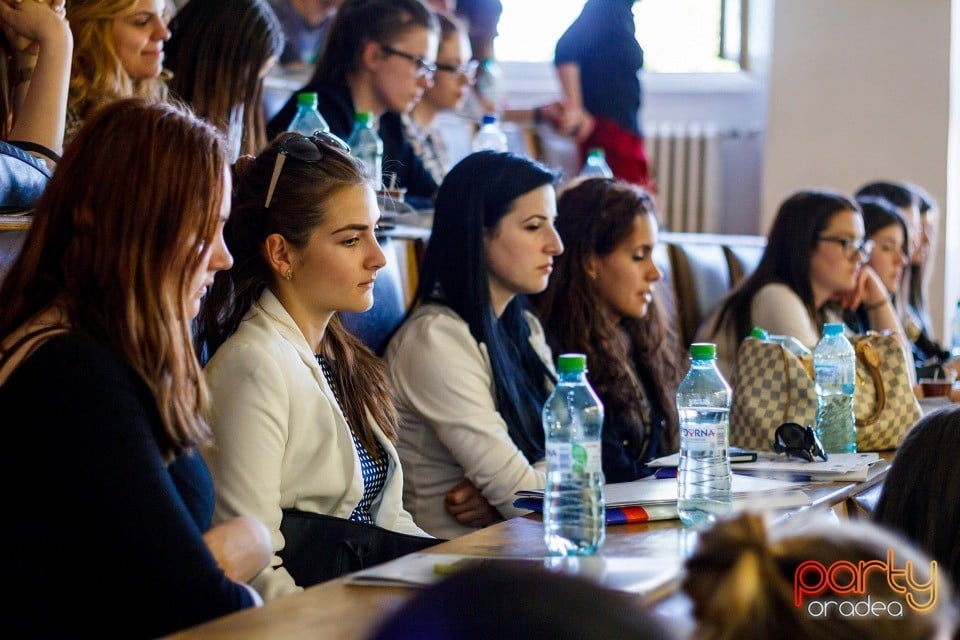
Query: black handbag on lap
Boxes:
[{"xmin": 278, "ymin": 509, "xmax": 442, "ymax": 587}]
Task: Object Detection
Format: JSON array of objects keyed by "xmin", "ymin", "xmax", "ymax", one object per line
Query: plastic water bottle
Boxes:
[
  {"xmin": 472, "ymin": 114, "xmax": 508, "ymax": 152},
  {"xmin": 951, "ymin": 301, "xmax": 960, "ymax": 359},
  {"xmin": 749, "ymin": 326, "xmax": 811, "ymax": 358},
  {"xmin": 287, "ymin": 92, "xmax": 330, "ymax": 136},
  {"xmin": 542, "ymin": 353, "xmax": 605, "ymax": 556},
  {"xmin": 579, "ymin": 148, "xmax": 613, "ymax": 179},
  {"xmin": 346, "ymin": 112, "xmax": 383, "ymax": 189},
  {"xmin": 677, "ymin": 343, "xmax": 732, "ymax": 528},
  {"xmin": 814, "ymin": 322, "xmax": 857, "ymax": 453}
]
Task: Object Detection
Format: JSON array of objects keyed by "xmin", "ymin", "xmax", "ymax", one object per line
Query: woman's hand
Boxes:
[
  {"xmin": 444, "ymin": 478, "xmax": 503, "ymax": 529},
  {"xmin": 837, "ymin": 265, "xmax": 888, "ymax": 311},
  {"xmin": 203, "ymin": 515, "xmax": 273, "ymax": 584},
  {"xmin": 0, "ymin": 0, "xmax": 68, "ymax": 57}
]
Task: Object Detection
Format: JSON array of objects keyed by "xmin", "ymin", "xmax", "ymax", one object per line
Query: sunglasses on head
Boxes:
[
  {"xmin": 772, "ymin": 422, "xmax": 828, "ymax": 462},
  {"xmin": 264, "ymin": 131, "xmax": 351, "ymax": 209}
]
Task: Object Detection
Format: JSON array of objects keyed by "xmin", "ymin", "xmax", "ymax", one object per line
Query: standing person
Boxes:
[
  {"xmin": 266, "ymin": 0, "xmax": 440, "ymax": 204},
  {"xmin": 165, "ymin": 0, "xmax": 284, "ymax": 161},
  {"xmin": 402, "ymin": 11, "xmax": 475, "ymax": 185},
  {"xmin": 533, "ymin": 178, "xmax": 680, "ymax": 482},
  {"xmin": 196, "ymin": 131, "xmax": 429, "ymax": 601},
  {"xmin": 554, "ymin": 0, "xmax": 651, "ymax": 187},
  {"xmin": 0, "ymin": 98, "xmax": 269, "ymax": 638},
  {"xmin": 385, "ymin": 151, "xmax": 563, "ymax": 539},
  {"xmin": 269, "ymin": 0, "xmax": 342, "ymax": 68},
  {"xmin": 64, "ymin": 0, "xmax": 171, "ymax": 145}
]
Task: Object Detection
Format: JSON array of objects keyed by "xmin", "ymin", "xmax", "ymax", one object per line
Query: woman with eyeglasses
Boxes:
[
  {"xmin": 696, "ymin": 189, "xmax": 906, "ymax": 381},
  {"xmin": 385, "ymin": 151, "xmax": 563, "ymax": 540},
  {"xmin": 401, "ymin": 11, "xmax": 475, "ymax": 185},
  {"xmin": 195, "ymin": 131, "xmax": 429, "ymax": 601},
  {"xmin": 266, "ymin": 0, "xmax": 440, "ymax": 205}
]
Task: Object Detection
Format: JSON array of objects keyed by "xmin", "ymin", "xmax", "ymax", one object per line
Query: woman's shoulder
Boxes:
[
  {"xmin": 387, "ymin": 304, "xmax": 474, "ymax": 359},
  {"xmin": 754, "ymin": 282, "xmax": 802, "ymax": 304}
]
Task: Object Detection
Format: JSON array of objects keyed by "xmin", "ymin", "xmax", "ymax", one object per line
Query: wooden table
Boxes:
[{"xmin": 165, "ymin": 465, "xmax": 890, "ymax": 640}]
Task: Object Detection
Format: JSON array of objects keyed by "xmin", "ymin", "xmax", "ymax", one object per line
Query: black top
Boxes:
[
  {"xmin": 0, "ymin": 333, "xmax": 255, "ymax": 638},
  {"xmin": 600, "ymin": 360, "xmax": 665, "ymax": 483},
  {"xmin": 555, "ymin": 0, "xmax": 643, "ymax": 135},
  {"xmin": 267, "ymin": 83, "xmax": 439, "ymax": 202}
]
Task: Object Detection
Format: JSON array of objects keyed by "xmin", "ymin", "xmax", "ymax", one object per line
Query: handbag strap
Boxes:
[{"xmin": 854, "ymin": 337, "xmax": 886, "ymax": 427}]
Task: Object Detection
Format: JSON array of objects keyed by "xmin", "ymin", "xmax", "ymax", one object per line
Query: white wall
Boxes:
[{"xmin": 762, "ymin": 0, "xmax": 957, "ymax": 341}]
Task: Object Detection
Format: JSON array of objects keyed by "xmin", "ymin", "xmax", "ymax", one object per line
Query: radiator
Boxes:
[{"xmin": 645, "ymin": 122, "xmax": 722, "ymax": 234}]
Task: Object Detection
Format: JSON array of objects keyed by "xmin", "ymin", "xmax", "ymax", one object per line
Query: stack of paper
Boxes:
[{"xmin": 730, "ymin": 452, "xmax": 886, "ymax": 482}]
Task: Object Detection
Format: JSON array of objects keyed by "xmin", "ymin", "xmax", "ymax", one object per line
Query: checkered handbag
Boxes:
[
  {"xmin": 730, "ymin": 337, "xmax": 817, "ymax": 451},
  {"xmin": 852, "ymin": 334, "xmax": 921, "ymax": 451}
]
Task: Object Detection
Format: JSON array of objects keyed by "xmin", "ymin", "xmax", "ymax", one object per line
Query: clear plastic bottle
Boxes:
[
  {"xmin": 579, "ymin": 148, "xmax": 613, "ymax": 179},
  {"xmin": 287, "ymin": 92, "xmax": 330, "ymax": 136},
  {"xmin": 346, "ymin": 111, "xmax": 383, "ymax": 189},
  {"xmin": 814, "ymin": 322, "xmax": 857, "ymax": 453},
  {"xmin": 748, "ymin": 326, "xmax": 811, "ymax": 358},
  {"xmin": 951, "ymin": 301, "xmax": 960, "ymax": 359},
  {"xmin": 471, "ymin": 113, "xmax": 508, "ymax": 152},
  {"xmin": 542, "ymin": 353, "xmax": 605, "ymax": 556},
  {"xmin": 677, "ymin": 343, "xmax": 732, "ymax": 528}
]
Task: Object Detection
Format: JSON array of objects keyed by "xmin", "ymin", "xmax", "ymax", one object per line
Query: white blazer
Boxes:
[{"xmin": 203, "ymin": 290, "xmax": 426, "ymax": 601}]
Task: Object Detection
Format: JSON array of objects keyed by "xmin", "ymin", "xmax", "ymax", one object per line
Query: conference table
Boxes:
[{"xmin": 165, "ymin": 463, "xmax": 891, "ymax": 640}]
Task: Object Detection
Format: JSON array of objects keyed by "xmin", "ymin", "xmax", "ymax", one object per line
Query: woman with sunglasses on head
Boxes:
[
  {"xmin": 696, "ymin": 189, "xmax": 906, "ymax": 381},
  {"xmin": 385, "ymin": 151, "xmax": 563, "ymax": 539},
  {"xmin": 196, "ymin": 131, "xmax": 429, "ymax": 601},
  {"xmin": 0, "ymin": 98, "xmax": 269, "ymax": 638},
  {"xmin": 532, "ymin": 178, "xmax": 681, "ymax": 483},
  {"xmin": 64, "ymin": 0, "xmax": 171, "ymax": 147},
  {"xmin": 267, "ymin": 0, "xmax": 440, "ymax": 205}
]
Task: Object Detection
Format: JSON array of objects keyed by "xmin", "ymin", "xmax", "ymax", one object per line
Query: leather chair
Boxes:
[{"xmin": 340, "ymin": 236, "xmax": 408, "ymax": 356}]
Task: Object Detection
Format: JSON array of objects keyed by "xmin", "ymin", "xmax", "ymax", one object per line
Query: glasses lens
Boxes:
[
  {"xmin": 858, "ymin": 239, "xmax": 874, "ymax": 259},
  {"xmin": 282, "ymin": 135, "xmax": 323, "ymax": 162},
  {"xmin": 313, "ymin": 131, "xmax": 350, "ymax": 154}
]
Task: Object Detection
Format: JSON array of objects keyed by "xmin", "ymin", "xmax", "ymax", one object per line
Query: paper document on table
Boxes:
[
  {"xmin": 732, "ymin": 452, "xmax": 885, "ymax": 482},
  {"xmin": 346, "ymin": 552, "xmax": 683, "ymax": 601}
]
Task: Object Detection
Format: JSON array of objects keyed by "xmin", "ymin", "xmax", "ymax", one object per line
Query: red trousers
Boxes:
[{"xmin": 579, "ymin": 116, "xmax": 654, "ymax": 191}]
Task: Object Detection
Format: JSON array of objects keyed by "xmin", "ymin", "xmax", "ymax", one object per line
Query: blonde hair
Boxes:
[
  {"xmin": 67, "ymin": 0, "xmax": 169, "ymax": 122},
  {"xmin": 683, "ymin": 513, "xmax": 958, "ymax": 640}
]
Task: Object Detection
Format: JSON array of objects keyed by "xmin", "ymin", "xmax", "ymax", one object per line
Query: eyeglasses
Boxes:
[
  {"xmin": 818, "ymin": 236, "xmax": 874, "ymax": 260},
  {"xmin": 380, "ymin": 44, "xmax": 436, "ymax": 79},
  {"xmin": 772, "ymin": 422, "xmax": 828, "ymax": 462},
  {"xmin": 435, "ymin": 59, "xmax": 480, "ymax": 80},
  {"xmin": 264, "ymin": 131, "xmax": 350, "ymax": 209}
]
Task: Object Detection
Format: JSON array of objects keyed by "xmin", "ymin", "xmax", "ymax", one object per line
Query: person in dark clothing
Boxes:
[
  {"xmin": 267, "ymin": 0, "xmax": 440, "ymax": 204},
  {"xmin": 0, "ymin": 98, "xmax": 270, "ymax": 638},
  {"xmin": 554, "ymin": 0, "xmax": 651, "ymax": 187},
  {"xmin": 532, "ymin": 177, "xmax": 681, "ymax": 482}
]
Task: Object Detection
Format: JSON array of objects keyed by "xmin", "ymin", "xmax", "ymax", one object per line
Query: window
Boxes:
[{"xmin": 496, "ymin": 0, "xmax": 743, "ymax": 73}]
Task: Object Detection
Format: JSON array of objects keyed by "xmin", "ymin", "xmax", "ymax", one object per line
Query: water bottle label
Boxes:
[
  {"xmin": 546, "ymin": 441, "xmax": 601, "ymax": 474},
  {"xmin": 679, "ymin": 421, "xmax": 727, "ymax": 449}
]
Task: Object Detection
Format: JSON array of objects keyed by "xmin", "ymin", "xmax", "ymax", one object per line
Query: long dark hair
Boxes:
[
  {"xmin": 311, "ymin": 0, "xmax": 438, "ymax": 87},
  {"xmin": 710, "ymin": 189, "xmax": 858, "ymax": 345},
  {"xmin": 534, "ymin": 178, "xmax": 681, "ymax": 454},
  {"xmin": 195, "ymin": 132, "xmax": 398, "ymax": 451},
  {"xmin": 417, "ymin": 150, "xmax": 559, "ymax": 462}
]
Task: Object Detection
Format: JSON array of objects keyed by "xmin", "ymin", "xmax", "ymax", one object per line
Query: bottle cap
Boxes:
[
  {"xmin": 556, "ymin": 353, "xmax": 587, "ymax": 373},
  {"xmin": 749, "ymin": 326, "xmax": 768, "ymax": 340},
  {"xmin": 823, "ymin": 322, "xmax": 844, "ymax": 336},
  {"xmin": 481, "ymin": 113, "xmax": 497, "ymax": 126},
  {"xmin": 587, "ymin": 147, "xmax": 605, "ymax": 158},
  {"xmin": 689, "ymin": 343, "xmax": 716, "ymax": 359},
  {"xmin": 297, "ymin": 92, "xmax": 318, "ymax": 106},
  {"xmin": 355, "ymin": 111, "xmax": 372, "ymax": 126}
]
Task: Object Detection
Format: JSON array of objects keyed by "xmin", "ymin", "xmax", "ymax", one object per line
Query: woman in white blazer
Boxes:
[
  {"xmin": 385, "ymin": 151, "xmax": 564, "ymax": 539},
  {"xmin": 196, "ymin": 131, "xmax": 428, "ymax": 601}
]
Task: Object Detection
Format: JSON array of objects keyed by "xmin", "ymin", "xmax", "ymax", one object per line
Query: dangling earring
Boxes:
[{"xmin": 284, "ymin": 268, "xmax": 293, "ymax": 281}]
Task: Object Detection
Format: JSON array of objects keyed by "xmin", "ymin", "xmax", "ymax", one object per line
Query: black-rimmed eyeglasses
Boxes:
[
  {"xmin": 264, "ymin": 131, "xmax": 350, "ymax": 209},
  {"xmin": 435, "ymin": 59, "xmax": 480, "ymax": 80},
  {"xmin": 381, "ymin": 44, "xmax": 437, "ymax": 79},
  {"xmin": 772, "ymin": 422, "xmax": 828, "ymax": 462},
  {"xmin": 818, "ymin": 236, "xmax": 874, "ymax": 260}
]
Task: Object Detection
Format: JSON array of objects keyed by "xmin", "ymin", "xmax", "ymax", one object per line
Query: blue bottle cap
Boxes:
[{"xmin": 823, "ymin": 322, "xmax": 844, "ymax": 336}]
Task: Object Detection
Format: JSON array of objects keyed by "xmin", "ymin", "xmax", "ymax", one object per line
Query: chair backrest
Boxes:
[
  {"xmin": 339, "ymin": 236, "xmax": 407, "ymax": 355},
  {"xmin": 1, "ymin": 141, "xmax": 52, "ymax": 214}
]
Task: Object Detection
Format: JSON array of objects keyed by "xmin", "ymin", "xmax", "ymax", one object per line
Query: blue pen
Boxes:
[{"xmin": 655, "ymin": 467, "xmax": 678, "ymax": 479}]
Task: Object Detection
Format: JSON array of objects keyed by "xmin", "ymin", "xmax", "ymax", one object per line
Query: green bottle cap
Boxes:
[
  {"xmin": 689, "ymin": 343, "xmax": 716, "ymax": 359},
  {"xmin": 588, "ymin": 147, "xmax": 605, "ymax": 158},
  {"xmin": 749, "ymin": 326, "xmax": 768, "ymax": 340},
  {"xmin": 297, "ymin": 92, "xmax": 318, "ymax": 106},
  {"xmin": 556, "ymin": 353, "xmax": 587, "ymax": 373},
  {"xmin": 355, "ymin": 111, "xmax": 372, "ymax": 126}
]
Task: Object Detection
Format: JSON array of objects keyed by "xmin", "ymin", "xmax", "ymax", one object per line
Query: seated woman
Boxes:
[
  {"xmin": 684, "ymin": 512, "xmax": 958, "ymax": 640},
  {"xmin": 533, "ymin": 177, "xmax": 680, "ymax": 482},
  {"xmin": 385, "ymin": 151, "xmax": 563, "ymax": 539},
  {"xmin": 402, "ymin": 11, "xmax": 475, "ymax": 185},
  {"xmin": 696, "ymin": 189, "xmax": 905, "ymax": 381},
  {"xmin": 266, "ymin": 0, "xmax": 440, "ymax": 204},
  {"xmin": 874, "ymin": 406, "xmax": 960, "ymax": 586},
  {"xmin": 196, "ymin": 131, "xmax": 429, "ymax": 601},
  {"xmin": 165, "ymin": 0, "xmax": 283, "ymax": 161},
  {"xmin": 64, "ymin": 0, "xmax": 171, "ymax": 146},
  {"xmin": 0, "ymin": 98, "xmax": 269, "ymax": 638},
  {"xmin": 0, "ymin": 0, "xmax": 71, "ymax": 166}
]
